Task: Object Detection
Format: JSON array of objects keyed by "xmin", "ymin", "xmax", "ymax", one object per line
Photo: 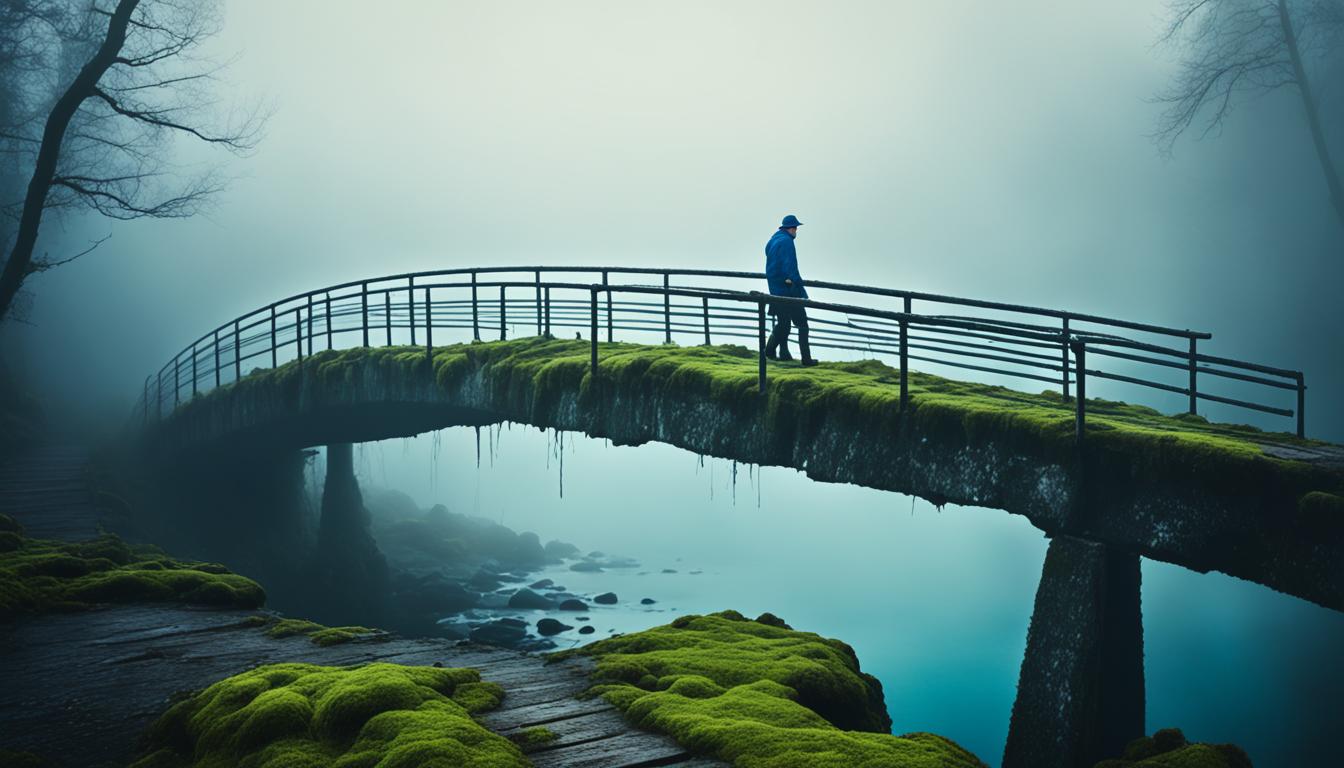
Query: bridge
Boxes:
[{"xmin": 132, "ymin": 266, "xmax": 1344, "ymax": 768}]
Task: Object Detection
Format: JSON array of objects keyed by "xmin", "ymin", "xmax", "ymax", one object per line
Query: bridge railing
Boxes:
[{"xmin": 131, "ymin": 266, "xmax": 1307, "ymax": 439}]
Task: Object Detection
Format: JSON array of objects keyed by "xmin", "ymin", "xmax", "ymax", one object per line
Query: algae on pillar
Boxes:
[
  {"xmin": 314, "ymin": 442, "xmax": 390, "ymax": 625},
  {"xmin": 1003, "ymin": 534, "xmax": 1145, "ymax": 768}
]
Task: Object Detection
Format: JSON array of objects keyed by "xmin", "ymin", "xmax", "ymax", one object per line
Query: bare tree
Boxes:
[
  {"xmin": 1155, "ymin": 0, "xmax": 1344, "ymax": 232},
  {"xmin": 0, "ymin": 0, "xmax": 263, "ymax": 324}
]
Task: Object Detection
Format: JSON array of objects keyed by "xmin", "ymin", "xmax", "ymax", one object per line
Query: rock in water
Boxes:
[
  {"xmin": 529, "ymin": 578, "xmax": 554, "ymax": 590},
  {"xmin": 558, "ymin": 599, "xmax": 588, "ymax": 611},
  {"xmin": 640, "ymin": 598, "xmax": 656, "ymax": 605},
  {"xmin": 536, "ymin": 618, "xmax": 572, "ymax": 636},
  {"xmin": 578, "ymin": 625, "xmax": 596, "ymax": 635},
  {"xmin": 507, "ymin": 588, "xmax": 555, "ymax": 610},
  {"xmin": 469, "ymin": 619, "xmax": 527, "ymax": 646},
  {"xmin": 594, "ymin": 592, "xmax": 618, "ymax": 605},
  {"xmin": 570, "ymin": 561, "xmax": 603, "ymax": 573}
]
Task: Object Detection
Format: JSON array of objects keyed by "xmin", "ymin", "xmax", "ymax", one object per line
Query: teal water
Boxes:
[{"xmin": 354, "ymin": 426, "xmax": 1344, "ymax": 767}]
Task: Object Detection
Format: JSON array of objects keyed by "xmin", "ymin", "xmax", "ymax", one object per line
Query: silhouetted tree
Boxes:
[
  {"xmin": 0, "ymin": 0, "xmax": 263, "ymax": 324},
  {"xmin": 1155, "ymin": 0, "xmax": 1343, "ymax": 232}
]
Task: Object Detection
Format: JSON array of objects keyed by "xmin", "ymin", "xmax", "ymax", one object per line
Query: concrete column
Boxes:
[{"xmin": 1002, "ymin": 535, "xmax": 1145, "ymax": 768}]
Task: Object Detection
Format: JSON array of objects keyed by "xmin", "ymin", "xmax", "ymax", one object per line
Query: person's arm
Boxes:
[{"xmin": 783, "ymin": 239, "xmax": 804, "ymax": 294}]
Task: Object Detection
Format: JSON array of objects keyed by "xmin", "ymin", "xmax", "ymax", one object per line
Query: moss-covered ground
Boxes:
[
  {"xmin": 552, "ymin": 610, "xmax": 987, "ymax": 768},
  {"xmin": 131, "ymin": 662, "xmax": 526, "ymax": 768},
  {"xmin": 263, "ymin": 617, "xmax": 384, "ymax": 647},
  {"xmin": 1094, "ymin": 727, "xmax": 1252, "ymax": 768},
  {"xmin": 193, "ymin": 338, "xmax": 1343, "ymax": 508},
  {"xmin": 0, "ymin": 514, "xmax": 264, "ymax": 621}
]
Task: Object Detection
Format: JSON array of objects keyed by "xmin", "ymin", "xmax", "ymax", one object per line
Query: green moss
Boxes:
[
  {"xmin": 1094, "ymin": 727, "xmax": 1252, "ymax": 768},
  {"xmin": 192, "ymin": 339, "xmax": 1340, "ymax": 508},
  {"xmin": 510, "ymin": 726, "xmax": 557, "ymax": 752},
  {"xmin": 554, "ymin": 610, "xmax": 985, "ymax": 767},
  {"xmin": 0, "ymin": 531, "xmax": 264, "ymax": 622},
  {"xmin": 265, "ymin": 617, "xmax": 382, "ymax": 647},
  {"xmin": 131, "ymin": 662, "xmax": 525, "ymax": 768}
]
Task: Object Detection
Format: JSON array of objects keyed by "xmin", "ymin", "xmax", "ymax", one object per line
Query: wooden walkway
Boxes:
[{"xmin": 0, "ymin": 446, "xmax": 722, "ymax": 768}]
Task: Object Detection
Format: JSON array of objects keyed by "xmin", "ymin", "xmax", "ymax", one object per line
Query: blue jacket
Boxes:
[{"xmin": 764, "ymin": 229, "xmax": 807, "ymax": 298}]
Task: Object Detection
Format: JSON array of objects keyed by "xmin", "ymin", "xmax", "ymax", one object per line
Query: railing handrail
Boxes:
[{"xmin": 133, "ymin": 265, "xmax": 1308, "ymax": 439}]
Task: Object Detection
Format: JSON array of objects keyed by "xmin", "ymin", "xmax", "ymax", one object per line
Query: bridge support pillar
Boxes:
[
  {"xmin": 1002, "ymin": 534, "xmax": 1144, "ymax": 768},
  {"xmin": 315, "ymin": 442, "xmax": 389, "ymax": 624}
]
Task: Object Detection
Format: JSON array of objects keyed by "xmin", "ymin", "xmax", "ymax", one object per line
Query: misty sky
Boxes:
[{"xmin": 8, "ymin": 0, "xmax": 1343, "ymax": 439}]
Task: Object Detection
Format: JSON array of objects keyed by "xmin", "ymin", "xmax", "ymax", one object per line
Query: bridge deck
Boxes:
[{"xmin": 0, "ymin": 446, "xmax": 719, "ymax": 768}]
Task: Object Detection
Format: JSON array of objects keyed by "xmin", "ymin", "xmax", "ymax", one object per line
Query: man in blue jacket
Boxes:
[{"xmin": 764, "ymin": 214, "xmax": 817, "ymax": 366}]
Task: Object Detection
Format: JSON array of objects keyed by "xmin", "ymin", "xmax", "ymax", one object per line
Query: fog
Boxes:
[{"xmin": 3, "ymin": 2, "xmax": 1342, "ymax": 765}]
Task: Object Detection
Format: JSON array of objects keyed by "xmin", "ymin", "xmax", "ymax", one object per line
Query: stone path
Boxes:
[{"xmin": 0, "ymin": 446, "xmax": 721, "ymax": 768}]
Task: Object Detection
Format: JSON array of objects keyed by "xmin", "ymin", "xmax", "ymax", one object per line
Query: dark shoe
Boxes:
[
  {"xmin": 778, "ymin": 351, "xmax": 794, "ymax": 362},
  {"xmin": 800, "ymin": 358, "xmax": 819, "ymax": 367},
  {"xmin": 765, "ymin": 349, "xmax": 778, "ymax": 360}
]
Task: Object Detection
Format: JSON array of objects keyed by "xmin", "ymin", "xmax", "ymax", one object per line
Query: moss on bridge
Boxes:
[{"xmin": 230, "ymin": 336, "xmax": 1333, "ymax": 489}]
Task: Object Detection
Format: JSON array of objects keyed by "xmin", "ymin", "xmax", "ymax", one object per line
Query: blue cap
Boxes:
[{"xmin": 780, "ymin": 214, "xmax": 803, "ymax": 228}]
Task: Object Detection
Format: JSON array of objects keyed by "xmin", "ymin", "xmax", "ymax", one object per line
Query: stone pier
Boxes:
[
  {"xmin": 1002, "ymin": 535, "xmax": 1145, "ymax": 768},
  {"xmin": 313, "ymin": 442, "xmax": 389, "ymax": 624}
]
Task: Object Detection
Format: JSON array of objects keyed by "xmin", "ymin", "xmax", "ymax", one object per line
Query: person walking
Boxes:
[{"xmin": 764, "ymin": 214, "xmax": 817, "ymax": 366}]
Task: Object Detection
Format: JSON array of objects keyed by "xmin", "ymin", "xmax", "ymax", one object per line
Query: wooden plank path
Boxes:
[{"xmin": 0, "ymin": 446, "xmax": 722, "ymax": 768}]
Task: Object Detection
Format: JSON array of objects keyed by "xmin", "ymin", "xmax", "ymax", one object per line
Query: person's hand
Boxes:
[{"xmin": 784, "ymin": 279, "xmax": 793, "ymax": 286}]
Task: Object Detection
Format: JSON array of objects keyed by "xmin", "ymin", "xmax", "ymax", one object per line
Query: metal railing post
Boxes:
[
  {"xmin": 535, "ymin": 270, "xmax": 542, "ymax": 335},
  {"xmin": 425, "ymin": 286, "xmax": 432, "ymax": 361},
  {"xmin": 590, "ymin": 287, "xmax": 599, "ymax": 374},
  {"xmin": 409, "ymin": 276, "xmax": 416, "ymax": 346},
  {"xmin": 191, "ymin": 343, "xmax": 198, "ymax": 397},
  {"xmin": 500, "ymin": 285, "xmax": 507, "ymax": 340},
  {"xmin": 663, "ymin": 272, "xmax": 672, "ymax": 344},
  {"xmin": 1297, "ymin": 375, "xmax": 1306, "ymax": 438},
  {"xmin": 757, "ymin": 299, "xmax": 767, "ymax": 396},
  {"xmin": 234, "ymin": 320, "xmax": 241, "ymax": 381},
  {"xmin": 173, "ymin": 355, "xmax": 180, "ymax": 406},
  {"xmin": 1188, "ymin": 337, "xmax": 1198, "ymax": 415},
  {"xmin": 307, "ymin": 295, "xmax": 314, "ymax": 357},
  {"xmin": 361, "ymin": 282, "xmax": 369, "ymax": 347},
  {"xmin": 1072, "ymin": 340, "xmax": 1087, "ymax": 444},
  {"xmin": 603, "ymin": 271, "xmax": 612, "ymax": 342},
  {"xmin": 156, "ymin": 370, "xmax": 163, "ymax": 419},
  {"xmin": 294, "ymin": 308, "xmax": 302, "ymax": 362},
  {"xmin": 325, "ymin": 293, "xmax": 333, "ymax": 350},
  {"xmin": 213, "ymin": 331, "xmax": 220, "ymax": 388},
  {"xmin": 385, "ymin": 292, "xmax": 392, "ymax": 346},
  {"xmin": 1061, "ymin": 317, "xmax": 1071, "ymax": 401},
  {"xmin": 270, "ymin": 305, "xmax": 278, "ymax": 368},
  {"xmin": 702, "ymin": 296, "xmax": 711, "ymax": 346},
  {"xmin": 471, "ymin": 271, "xmax": 479, "ymax": 341},
  {"xmin": 901, "ymin": 296, "xmax": 911, "ymax": 412},
  {"xmin": 142, "ymin": 377, "xmax": 150, "ymax": 426},
  {"xmin": 544, "ymin": 286, "xmax": 551, "ymax": 337}
]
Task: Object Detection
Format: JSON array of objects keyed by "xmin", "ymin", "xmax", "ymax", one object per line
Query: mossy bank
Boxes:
[
  {"xmin": 150, "ymin": 338, "xmax": 1344, "ymax": 610},
  {"xmin": 555, "ymin": 610, "xmax": 987, "ymax": 768},
  {"xmin": 0, "ymin": 514, "xmax": 263, "ymax": 620}
]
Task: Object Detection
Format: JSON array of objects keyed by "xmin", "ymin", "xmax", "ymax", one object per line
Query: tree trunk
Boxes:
[
  {"xmin": 0, "ymin": 0, "xmax": 140, "ymax": 325},
  {"xmin": 1279, "ymin": 0, "xmax": 1344, "ymax": 235}
]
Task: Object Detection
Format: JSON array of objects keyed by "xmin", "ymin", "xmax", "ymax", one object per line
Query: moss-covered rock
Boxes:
[
  {"xmin": 263, "ymin": 617, "xmax": 383, "ymax": 647},
  {"xmin": 555, "ymin": 610, "xmax": 986, "ymax": 767},
  {"xmin": 510, "ymin": 725, "xmax": 558, "ymax": 752},
  {"xmin": 1094, "ymin": 727, "xmax": 1253, "ymax": 767},
  {"xmin": 0, "ymin": 529, "xmax": 264, "ymax": 621},
  {"xmin": 131, "ymin": 662, "xmax": 524, "ymax": 767}
]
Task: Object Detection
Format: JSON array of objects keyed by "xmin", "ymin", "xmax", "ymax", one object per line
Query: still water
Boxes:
[{"xmin": 347, "ymin": 425, "xmax": 1344, "ymax": 767}]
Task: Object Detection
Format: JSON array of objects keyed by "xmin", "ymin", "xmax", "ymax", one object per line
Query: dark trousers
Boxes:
[{"xmin": 766, "ymin": 302, "xmax": 810, "ymax": 360}]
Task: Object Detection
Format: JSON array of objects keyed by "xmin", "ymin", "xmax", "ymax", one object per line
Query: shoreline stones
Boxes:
[
  {"xmin": 537, "ymin": 618, "xmax": 572, "ymax": 636},
  {"xmin": 594, "ymin": 592, "xmax": 618, "ymax": 605},
  {"xmin": 507, "ymin": 588, "xmax": 555, "ymax": 610},
  {"xmin": 558, "ymin": 599, "xmax": 588, "ymax": 611}
]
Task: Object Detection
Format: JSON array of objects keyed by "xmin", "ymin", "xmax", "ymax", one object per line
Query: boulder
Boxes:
[
  {"xmin": 558, "ymin": 599, "xmax": 589, "ymax": 611},
  {"xmin": 640, "ymin": 598, "xmax": 656, "ymax": 605},
  {"xmin": 469, "ymin": 619, "xmax": 527, "ymax": 646},
  {"xmin": 578, "ymin": 625, "xmax": 596, "ymax": 635},
  {"xmin": 545, "ymin": 540, "xmax": 580, "ymax": 560},
  {"xmin": 570, "ymin": 561, "xmax": 603, "ymax": 573},
  {"xmin": 507, "ymin": 588, "xmax": 555, "ymax": 610},
  {"xmin": 594, "ymin": 592, "xmax": 618, "ymax": 605},
  {"xmin": 536, "ymin": 618, "xmax": 573, "ymax": 636},
  {"xmin": 529, "ymin": 578, "xmax": 555, "ymax": 590}
]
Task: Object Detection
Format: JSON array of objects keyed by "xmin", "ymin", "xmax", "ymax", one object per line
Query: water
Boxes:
[{"xmin": 353, "ymin": 427, "xmax": 1344, "ymax": 767}]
